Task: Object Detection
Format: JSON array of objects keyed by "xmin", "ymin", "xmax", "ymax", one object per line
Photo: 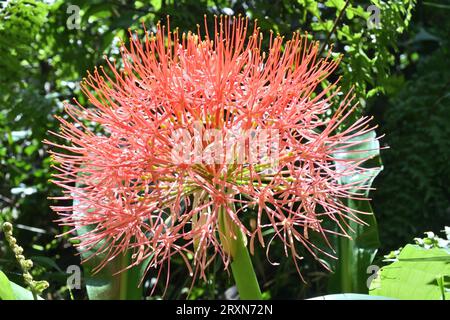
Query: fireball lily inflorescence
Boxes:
[{"xmin": 46, "ymin": 15, "xmax": 378, "ymax": 293}]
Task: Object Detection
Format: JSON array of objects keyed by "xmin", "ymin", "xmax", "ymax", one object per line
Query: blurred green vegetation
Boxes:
[
  {"xmin": 371, "ymin": 3, "xmax": 450, "ymax": 251},
  {"xmin": 0, "ymin": 0, "xmax": 448, "ymax": 299}
]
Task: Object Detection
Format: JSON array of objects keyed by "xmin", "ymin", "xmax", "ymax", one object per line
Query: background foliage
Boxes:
[
  {"xmin": 369, "ymin": 227, "xmax": 450, "ymax": 299},
  {"xmin": 0, "ymin": 0, "xmax": 448, "ymax": 299}
]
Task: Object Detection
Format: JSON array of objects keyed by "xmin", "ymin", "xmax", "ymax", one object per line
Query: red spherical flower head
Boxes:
[{"xmin": 46, "ymin": 15, "xmax": 379, "ymax": 291}]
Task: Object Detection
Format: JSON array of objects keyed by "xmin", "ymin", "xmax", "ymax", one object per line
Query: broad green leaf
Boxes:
[
  {"xmin": 369, "ymin": 244, "xmax": 450, "ymax": 300},
  {"xmin": 81, "ymin": 254, "xmax": 143, "ymax": 300},
  {"xmin": 0, "ymin": 271, "xmax": 15, "ymax": 300},
  {"xmin": 76, "ymin": 223, "xmax": 144, "ymax": 300},
  {"xmin": 308, "ymin": 293, "xmax": 394, "ymax": 300},
  {"xmin": 9, "ymin": 281, "xmax": 44, "ymax": 300},
  {"xmin": 328, "ymin": 130, "xmax": 382, "ymax": 293}
]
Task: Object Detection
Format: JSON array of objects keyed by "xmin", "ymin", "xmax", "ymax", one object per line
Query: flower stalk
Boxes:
[
  {"xmin": 218, "ymin": 206, "xmax": 262, "ymax": 300},
  {"xmin": 229, "ymin": 225, "xmax": 263, "ymax": 300}
]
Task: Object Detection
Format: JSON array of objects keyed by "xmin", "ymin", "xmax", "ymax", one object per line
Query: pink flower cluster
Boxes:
[{"xmin": 46, "ymin": 16, "xmax": 378, "ymax": 289}]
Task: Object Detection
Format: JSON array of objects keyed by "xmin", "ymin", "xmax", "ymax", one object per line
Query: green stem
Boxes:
[
  {"xmin": 118, "ymin": 251, "xmax": 143, "ymax": 300},
  {"xmin": 339, "ymin": 235, "xmax": 353, "ymax": 292},
  {"xmin": 119, "ymin": 253, "xmax": 129, "ymax": 300},
  {"xmin": 218, "ymin": 204, "xmax": 262, "ymax": 300},
  {"xmin": 230, "ymin": 228, "xmax": 263, "ymax": 300}
]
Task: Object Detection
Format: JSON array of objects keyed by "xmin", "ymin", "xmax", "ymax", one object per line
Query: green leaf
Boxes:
[
  {"xmin": 328, "ymin": 130, "xmax": 382, "ymax": 293},
  {"xmin": 311, "ymin": 20, "xmax": 334, "ymax": 32},
  {"xmin": 308, "ymin": 293, "xmax": 394, "ymax": 300},
  {"xmin": 80, "ymin": 249, "xmax": 144, "ymax": 300},
  {"xmin": 325, "ymin": 0, "xmax": 346, "ymax": 11},
  {"xmin": 369, "ymin": 244, "xmax": 450, "ymax": 300},
  {"xmin": 345, "ymin": 8, "xmax": 354, "ymax": 20},
  {"xmin": 9, "ymin": 281, "xmax": 44, "ymax": 300},
  {"xmin": 81, "ymin": 3, "xmax": 113, "ymax": 23},
  {"xmin": 30, "ymin": 256, "xmax": 63, "ymax": 272},
  {"xmin": 0, "ymin": 271, "xmax": 15, "ymax": 300},
  {"xmin": 305, "ymin": 0, "xmax": 320, "ymax": 17},
  {"xmin": 76, "ymin": 223, "xmax": 144, "ymax": 300}
]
